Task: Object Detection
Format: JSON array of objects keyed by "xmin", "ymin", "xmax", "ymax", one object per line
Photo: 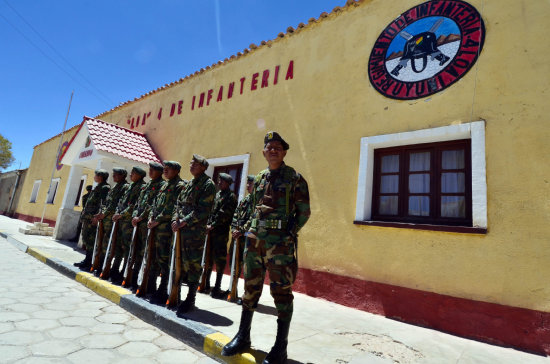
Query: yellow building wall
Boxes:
[
  {"xmin": 90, "ymin": 0, "xmax": 547, "ymax": 313},
  {"xmin": 16, "ymin": 126, "xmax": 94, "ymax": 222}
]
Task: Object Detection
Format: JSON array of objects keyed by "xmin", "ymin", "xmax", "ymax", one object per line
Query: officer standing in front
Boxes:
[
  {"xmin": 222, "ymin": 132, "xmax": 311, "ymax": 364},
  {"xmin": 171, "ymin": 154, "xmax": 216, "ymax": 315},
  {"xmin": 147, "ymin": 161, "xmax": 186, "ymax": 305},
  {"xmin": 205, "ymin": 173, "xmax": 238, "ymax": 298},
  {"xmin": 74, "ymin": 169, "xmax": 110, "ymax": 270}
]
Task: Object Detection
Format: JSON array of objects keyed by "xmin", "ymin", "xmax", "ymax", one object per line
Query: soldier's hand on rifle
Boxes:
[
  {"xmin": 245, "ymin": 230, "xmax": 258, "ymax": 239},
  {"xmin": 112, "ymin": 214, "xmax": 121, "ymax": 221},
  {"xmin": 147, "ymin": 219, "xmax": 159, "ymax": 229},
  {"xmin": 131, "ymin": 216, "xmax": 142, "ymax": 227},
  {"xmin": 96, "ymin": 213, "xmax": 105, "ymax": 220},
  {"xmin": 232, "ymin": 230, "xmax": 242, "ymax": 239},
  {"xmin": 171, "ymin": 220, "xmax": 179, "ymax": 232},
  {"xmin": 206, "ymin": 225, "xmax": 213, "ymax": 231}
]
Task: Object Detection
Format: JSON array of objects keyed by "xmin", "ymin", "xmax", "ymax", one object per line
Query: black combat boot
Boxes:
[
  {"xmin": 221, "ymin": 309, "xmax": 254, "ymax": 356},
  {"xmin": 262, "ymin": 319, "xmax": 290, "ymax": 364},
  {"xmin": 176, "ymin": 284, "xmax": 197, "ymax": 316},
  {"xmin": 93, "ymin": 254, "xmax": 105, "ymax": 277},
  {"xmin": 151, "ymin": 274, "xmax": 169, "ymax": 305},
  {"xmin": 74, "ymin": 250, "xmax": 92, "ymax": 270},
  {"xmin": 210, "ymin": 271, "xmax": 224, "ymax": 298},
  {"xmin": 109, "ymin": 257, "xmax": 123, "ymax": 285},
  {"xmin": 130, "ymin": 265, "xmax": 140, "ymax": 292}
]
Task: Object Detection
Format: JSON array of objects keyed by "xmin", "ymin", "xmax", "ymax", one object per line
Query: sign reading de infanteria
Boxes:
[{"xmin": 368, "ymin": 0, "xmax": 485, "ymax": 100}]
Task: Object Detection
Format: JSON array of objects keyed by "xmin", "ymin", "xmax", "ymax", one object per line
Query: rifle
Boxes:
[
  {"xmin": 90, "ymin": 219, "xmax": 104, "ymax": 272},
  {"xmin": 166, "ymin": 229, "xmax": 181, "ymax": 307},
  {"xmin": 136, "ymin": 228, "xmax": 155, "ymax": 297},
  {"xmin": 122, "ymin": 225, "xmax": 138, "ymax": 287},
  {"xmin": 197, "ymin": 231, "xmax": 212, "ymax": 293},
  {"xmin": 226, "ymin": 236, "xmax": 243, "ymax": 302},
  {"xmin": 100, "ymin": 220, "xmax": 118, "ymax": 280}
]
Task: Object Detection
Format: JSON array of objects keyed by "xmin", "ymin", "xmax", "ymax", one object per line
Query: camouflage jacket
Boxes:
[
  {"xmin": 116, "ymin": 179, "xmax": 146, "ymax": 221},
  {"xmin": 100, "ymin": 181, "xmax": 128, "ymax": 220},
  {"xmin": 208, "ymin": 189, "xmax": 237, "ymax": 229},
  {"xmin": 248, "ymin": 162, "xmax": 310, "ymax": 236},
  {"xmin": 132, "ymin": 177, "xmax": 166, "ymax": 220},
  {"xmin": 150, "ymin": 176, "xmax": 186, "ymax": 223},
  {"xmin": 81, "ymin": 182, "xmax": 110, "ymax": 220},
  {"xmin": 172, "ymin": 173, "xmax": 216, "ymax": 230},
  {"xmin": 231, "ymin": 193, "xmax": 253, "ymax": 233}
]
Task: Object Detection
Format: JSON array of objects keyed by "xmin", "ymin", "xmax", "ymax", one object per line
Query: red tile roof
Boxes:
[
  {"xmin": 86, "ymin": 117, "xmax": 161, "ymax": 164},
  {"xmin": 60, "ymin": 116, "xmax": 161, "ymax": 165}
]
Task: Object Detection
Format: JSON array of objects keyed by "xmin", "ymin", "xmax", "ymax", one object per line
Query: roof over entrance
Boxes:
[{"xmin": 60, "ymin": 116, "xmax": 161, "ymax": 169}]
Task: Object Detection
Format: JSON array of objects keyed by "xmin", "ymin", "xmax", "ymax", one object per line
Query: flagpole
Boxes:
[{"xmin": 40, "ymin": 91, "xmax": 74, "ymax": 225}]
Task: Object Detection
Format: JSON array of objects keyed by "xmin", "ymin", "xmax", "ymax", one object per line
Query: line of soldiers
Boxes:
[{"xmin": 73, "ymin": 131, "xmax": 310, "ymax": 364}]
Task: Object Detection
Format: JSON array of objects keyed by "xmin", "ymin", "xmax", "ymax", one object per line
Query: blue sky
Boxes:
[{"xmin": 0, "ymin": 0, "xmax": 342, "ymax": 171}]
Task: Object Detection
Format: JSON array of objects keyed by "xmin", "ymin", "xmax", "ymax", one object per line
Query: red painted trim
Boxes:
[
  {"xmin": 58, "ymin": 119, "xmax": 85, "ymax": 162},
  {"xmin": 292, "ymin": 268, "xmax": 550, "ymax": 356},
  {"xmin": 13, "ymin": 213, "xmax": 56, "ymax": 228}
]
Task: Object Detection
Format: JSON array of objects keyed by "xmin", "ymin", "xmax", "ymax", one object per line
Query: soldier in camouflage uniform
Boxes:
[
  {"xmin": 71, "ymin": 185, "xmax": 92, "ymax": 243},
  {"xmin": 147, "ymin": 161, "xmax": 186, "ymax": 305},
  {"xmin": 171, "ymin": 154, "xmax": 216, "ymax": 315},
  {"xmin": 130, "ymin": 162, "xmax": 165, "ymax": 291},
  {"xmin": 110, "ymin": 166, "xmax": 147, "ymax": 284},
  {"xmin": 205, "ymin": 173, "xmax": 238, "ymax": 298},
  {"xmin": 95, "ymin": 168, "xmax": 128, "ymax": 277},
  {"xmin": 226, "ymin": 174, "xmax": 255, "ymax": 302},
  {"xmin": 74, "ymin": 170, "xmax": 110, "ymax": 270},
  {"xmin": 222, "ymin": 132, "xmax": 310, "ymax": 364}
]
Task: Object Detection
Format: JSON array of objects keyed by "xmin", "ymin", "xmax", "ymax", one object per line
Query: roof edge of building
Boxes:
[{"xmin": 94, "ymin": 0, "xmax": 364, "ymax": 120}]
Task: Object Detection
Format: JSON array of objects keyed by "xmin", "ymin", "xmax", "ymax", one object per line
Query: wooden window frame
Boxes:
[
  {"xmin": 212, "ymin": 163, "xmax": 243, "ymax": 196},
  {"xmin": 372, "ymin": 139, "xmax": 472, "ymax": 227}
]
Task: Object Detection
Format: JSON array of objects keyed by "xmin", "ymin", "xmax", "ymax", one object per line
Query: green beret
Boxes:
[
  {"xmin": 264, "ymin": 131, "xmax": 289, "ymax": 150},
  {"xmin": 192, "ymin": 154, "xmax": 209, "ymax": 168},
  {"xmin": 218, "ymin": 173, "xmax": 233, "ymax": 184},
  {"xmin": 113, "ymin": 167, "xmax": 127, "ymax": 177},
  {"xmin": 132, "ymin": 166, "xmax": 146, "ymax": 178},
  {"xmin": 94, "ymin": 169, "xmax": 109, "ymax": 180},
  {"xmin": 163, "ymin": 160, "xmax": 181, "ymax": 172},
  {"xmin": 149, "ymin": 162, "xmax": 164, "ymax": 171},
  {"xmin": 247, "ymin": 175, "xmax": 255, "ymax": 182}
]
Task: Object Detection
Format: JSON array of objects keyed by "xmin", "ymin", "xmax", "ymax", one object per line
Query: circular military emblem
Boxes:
[
  {"xmin": 56, "ymin": 141, "xmax": 69, "ymax": 170},
  {"xmin": 368, "ymin": 0, "xmax": 485, "ymax": 100}
]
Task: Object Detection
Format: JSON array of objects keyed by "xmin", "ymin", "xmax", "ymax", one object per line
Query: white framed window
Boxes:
[
  {"xmin": 206, "ymin": 154, "xmax": 250, "ymax": 201},
  {"xmin": 355, "ymin": 121, "xmax": 487, "ymax": 230},
  {"xmin": 30, "ymin": 180, "xmax": 41, "ymax": 203},
  {"xmin": 46, "ymin": 178, "xmax": 61, "ymax": 204}
]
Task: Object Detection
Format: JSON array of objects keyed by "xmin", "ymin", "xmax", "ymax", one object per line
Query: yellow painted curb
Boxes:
[
  {"xmin": 204, "ymin": 332, "xmax": 259, "ymax": 364},
  {"xmin": 76, "ymin": 272, "xmax": 131, "ymax": 304},
  {"xmin": 27, "ymin": 247, "xmax": 53, "ymax": 263}
]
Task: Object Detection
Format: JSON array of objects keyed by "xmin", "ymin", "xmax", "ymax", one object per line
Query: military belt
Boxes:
[{"xmin": 255, "ymin": 219, "xmax": 287, "ymax": 230}]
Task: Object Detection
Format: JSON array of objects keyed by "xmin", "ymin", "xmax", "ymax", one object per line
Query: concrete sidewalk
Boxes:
[{"xmin": 0, "ymin": 215, "xmax": 548, "ymax": 364}]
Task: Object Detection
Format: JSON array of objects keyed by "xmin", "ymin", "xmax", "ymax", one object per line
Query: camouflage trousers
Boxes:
[
  {"xmin": 209, "ymin": 226, "xmax": 230, "ymax": 273},
  {"xmin": 242, "ymin": 231, "xmax": 298, "ymax": 322},
  {"xmin": 154, "ymin": 221, "xmax": 173, "ymax": 275},
  {"xmin": 115, "ymin": 220, "xmax": 133, "ymax": 259},
  {"xmin": 180, "ymin": 232, "xmax": 205, "ymax": 285},
  {"xmin": 81, "ymin": 218, "xmax": 97, "ymax": 253},
  {"xmin": 100, "ymin": 218, "xmax": 115, "ymax": 255}
]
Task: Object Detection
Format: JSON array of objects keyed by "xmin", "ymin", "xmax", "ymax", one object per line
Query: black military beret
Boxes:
[
  {"xmin": 132, "ymin": 166, "xmax": 146, "ymax": 177},
  {"xmin": 85, "ymin": 185, "xmax": 93, "ymax": 191},
  {"xmin": 218, "ymin": 173, "xmax": 233, "ymax": 184},
  {"xmin": 264, "ymin": 131, "xmax": 289, "ymax": 150},
  {"xmin": 163, "ymin": 160, "xmax": 181, "ymax": 172},
  {"xmin": 149, "ymin": 162, "xmax": 164, "ymax": 171},
  {"xmin": 113, "ymin": 167, "xmax": 127, "ymax": 177},
  {"xmin": 192, "ymin": 154, "xmax": 209, "ymax": 168},
  {"xmin": 95, "ymin": 169, "xmax": 109, "ymax": 180},
  {"xmin": 247, "ymin": 174, "xmax": 255, "ymax": 182}
]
